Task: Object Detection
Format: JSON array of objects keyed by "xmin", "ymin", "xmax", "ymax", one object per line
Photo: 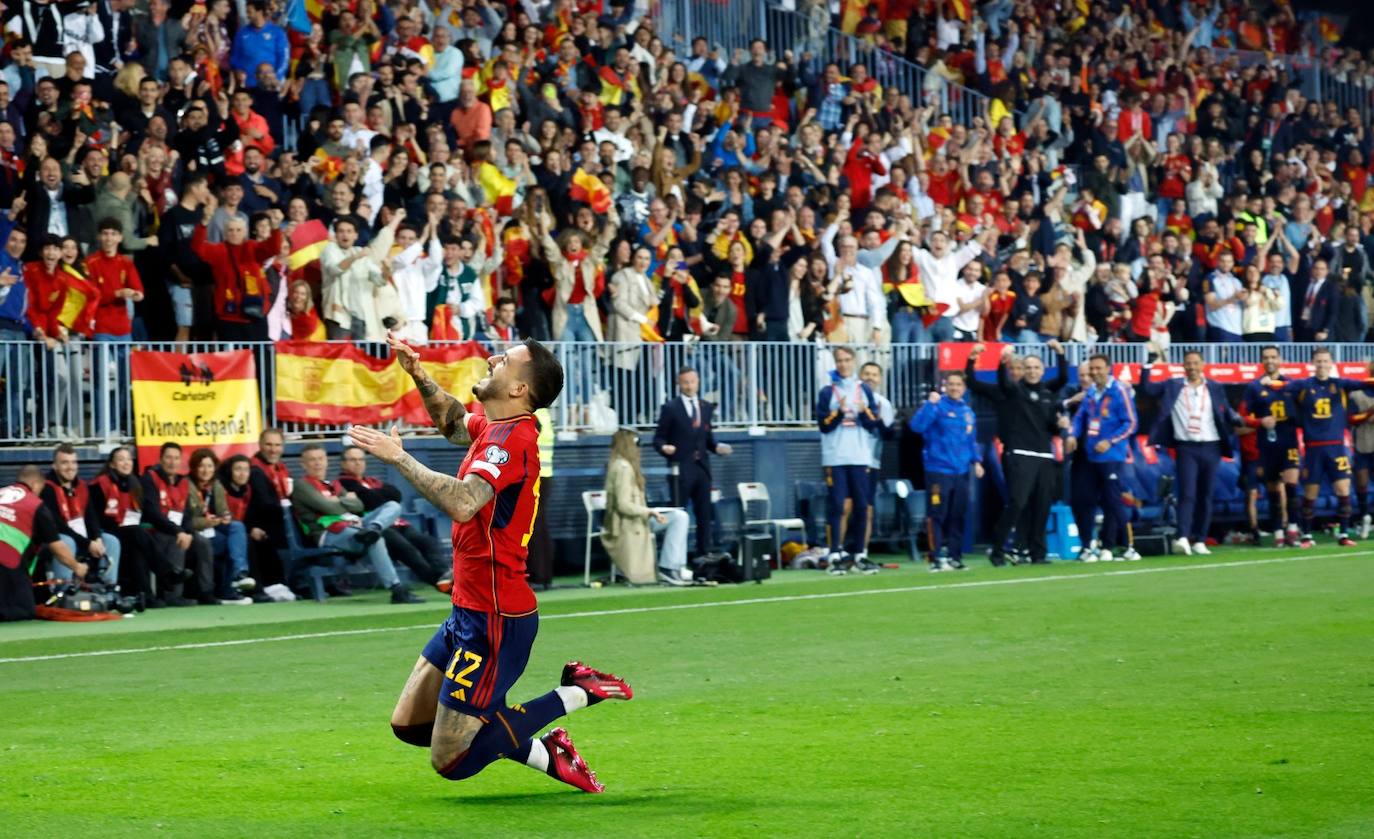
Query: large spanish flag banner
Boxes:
[
  {"xmin": 274, "ymin": 341, "xmax": 490, "ymax": 425},
  {"xmin": 131, "ymin": 350, "xmax": 263, "ymax": 469}
]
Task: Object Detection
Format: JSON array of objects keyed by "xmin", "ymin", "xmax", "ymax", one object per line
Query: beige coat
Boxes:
[
  {"xmin": 541, "ymin": 207, "xmax": 618, "ymax": 342},
  {"xmin": 608, "ymin": 267, "xmax": 657, "ymax": 370},
  {"xmin": 600, "ymin": 456, "xmax": 656, "ymax": 584}
]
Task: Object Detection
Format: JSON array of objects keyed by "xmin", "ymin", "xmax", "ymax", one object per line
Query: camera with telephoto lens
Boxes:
[{"xmin": 49, "ymin": 581, "xmax": 143, "ymax": 615}]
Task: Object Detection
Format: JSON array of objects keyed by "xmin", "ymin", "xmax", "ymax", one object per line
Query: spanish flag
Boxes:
[
  {"xmin": 476, "ymin": 160, "xmax": 516, "ymax": 215},
  {"xmin": 570, "ymin": 167, "xmax": 611, "ymax": 214},
  {"xmin": 1318, "ymin": 16, "xmax": 1342, "ymax": 43},
  {"xmin": 274, "ymin": 340, "xmax": 490, "ymax": 425},
  {"xmin": 641, "ymin": 306, "xmax": 665, "ymax": 342},
  {"xmin": 311, "ymin": 148, "xmax": 343, "ymax": 182},
  {"xmin": 288, "ymin": 220, "xmax": 329, "ymax": 270},
  {"xmin": 56, "ymin": 268, "xmax": 98, "ymax": 335},
  {"xmin": 948, "ymin": 0, "xmax": 970, "ymax": 23}
]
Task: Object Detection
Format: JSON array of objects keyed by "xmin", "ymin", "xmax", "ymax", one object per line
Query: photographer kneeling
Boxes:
[{"xmin": 1, "ymin": 466, "xmax": 79, "ymax": 621}]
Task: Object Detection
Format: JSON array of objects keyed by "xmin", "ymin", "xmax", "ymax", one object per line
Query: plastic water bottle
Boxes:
[{"xmin": 1266, "ymin": 427, "xmax": 1277, "ymax": 443}]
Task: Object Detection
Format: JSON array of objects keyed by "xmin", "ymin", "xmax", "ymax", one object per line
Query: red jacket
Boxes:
[
  {"xmin": 24, "ymin": 261, "xmax": 68, "ymax": 336},
  {"xmin": 85, "ymin": 252, "xmax": 143, "ymax": 336},
  {"xmin": 843, "ymin": 138, "xmax": 887, "ymax": 210},
  {"xmin": 191, "ymin": 226, "xmax": 282, "ymax": 323}
]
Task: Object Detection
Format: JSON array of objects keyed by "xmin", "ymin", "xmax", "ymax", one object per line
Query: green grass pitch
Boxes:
[{"xmin": 2, "ymin": 547, "xmax": 1372, "ymax": 837}]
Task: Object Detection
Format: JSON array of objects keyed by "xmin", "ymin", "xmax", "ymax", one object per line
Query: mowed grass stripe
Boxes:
[{"xmin": 1, "ymin": 549, "xmax": 1363, "ymax": 665}]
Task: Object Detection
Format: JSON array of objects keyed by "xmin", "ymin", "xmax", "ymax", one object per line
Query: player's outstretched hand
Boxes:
[
  {"xmin": 349, "ymin": 425, "xmax": 406, "ymax": 465},
  {"xmin": 388, "ymin": 333, "xmax": 424, "ymax": 379}
]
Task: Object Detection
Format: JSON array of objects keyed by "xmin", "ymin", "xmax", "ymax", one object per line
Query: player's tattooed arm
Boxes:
[
  {"xmin": 391, "ymin": 334, "xmax": 470, "ymax": 444},
  {"xmin": 393, "ymin": 453, "xmax": 494, "ymax": 522},
  {"xmin": 416, "ymin": 374, "xmax": 471, "ymax": 445}
]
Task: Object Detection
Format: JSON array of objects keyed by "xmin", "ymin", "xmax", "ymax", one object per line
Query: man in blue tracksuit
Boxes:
[
  {"xmin": 817, "ymin": 346, "xmax": 883, "ymax": 575},
  {"xmin": 909, "ymin": 372, "xmax": 983, "ymax": 571},
  {"xmin": 1069, "ymin": 354, "xmax": 1138, "ymax": 562}
]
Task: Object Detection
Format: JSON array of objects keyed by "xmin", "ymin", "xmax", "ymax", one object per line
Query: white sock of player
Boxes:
[
  {"xmin": 555, "ymin": 685, "xmax": 589, "ymax": 714},
  {"xmin": 524, "ymin": 737, "xmax": 550, "ymax": 772}
]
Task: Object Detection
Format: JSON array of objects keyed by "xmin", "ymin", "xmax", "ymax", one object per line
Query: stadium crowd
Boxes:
[
  {"xmin": 0, "ymin": 0, "xmax": 1372, "ymax": 438},
  {"xmin": 1, "ymin": 0, "xmax": 1373, "ymax": 610}
]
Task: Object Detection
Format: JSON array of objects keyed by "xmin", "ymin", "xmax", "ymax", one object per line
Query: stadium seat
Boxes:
[
  {"xmin": 581, "ymin": 490, "xmax": 611, "ymax": 586},
  {"xmin": 737, "ymin": 482, "xmax": 806, "ymax": 558},
  {"xmin": 279, "ymin": 510, "xmax": 352, "ymax": 603}
]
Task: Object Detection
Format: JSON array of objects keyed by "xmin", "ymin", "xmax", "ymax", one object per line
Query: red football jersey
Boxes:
[{"xmin": 451, "ymin": 412, "xmax": 542, "ymax": 616}]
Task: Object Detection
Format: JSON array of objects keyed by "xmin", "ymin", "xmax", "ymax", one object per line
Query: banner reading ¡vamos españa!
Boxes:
[
  {"xmin": 274, "ymin": 341, "xmax": 490, "ymax": 425},
  {"xmin": 130, "ymin": 349, "xmax": 263, "ymax": 468}
]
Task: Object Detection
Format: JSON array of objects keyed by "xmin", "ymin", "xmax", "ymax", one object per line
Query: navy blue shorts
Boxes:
[
  {"xmin": 1302, "ymin": 445, "xmax": 1353, "ymax": 487},
  {"xmin": 1240, "ymin": 459, "xmax": 1261, "ymax": 492},
  {"xmin": 422, "ymin": 606, "xmax": 539, "ymax": 718},
  {"xmin": 825, "ymin": 465, "xmax": 872, "ymax": 508},
  {"xmin": 1256, "ymin": 441, "xmax": 1301, "ymax": 483},
  {"xmin": 1355, "ymin": 451, "xmax": 1374, "ymax": 474}
]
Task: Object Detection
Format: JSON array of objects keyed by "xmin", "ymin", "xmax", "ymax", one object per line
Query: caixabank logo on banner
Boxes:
[{"xmin": 130, "ymin": 350, "xmax": 263, "ymax": 469}]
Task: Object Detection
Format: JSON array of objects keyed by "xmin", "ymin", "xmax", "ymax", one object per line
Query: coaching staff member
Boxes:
[
  {"xmin": 653, "ymin": 366, "xmax": 732, "ymax": 559},
  {"xmin": 966, "ymin": 340, "xmax": 1068, "ymax": 565},
  {"xmin": 1139, "ymin": 350, "xmax": 1243, "ymax": 556}
]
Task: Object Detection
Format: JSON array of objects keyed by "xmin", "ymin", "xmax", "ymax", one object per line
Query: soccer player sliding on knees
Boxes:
[{"xmin": 349, "ymin": 335, "xmax": 632, "ymax": 793}]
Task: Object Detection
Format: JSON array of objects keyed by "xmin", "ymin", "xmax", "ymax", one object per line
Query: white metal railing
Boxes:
[
  {"xmin": 655, "ymin": 0, "xmax": 993, "ymax": 126},
  {"xmin": 0, "ymin": 338, "xmax": 1369, "ymax": 445}
]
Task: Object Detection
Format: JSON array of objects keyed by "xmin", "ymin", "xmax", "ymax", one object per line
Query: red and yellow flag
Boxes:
[
  {"xmin": 570, "ymin": 167, "xmax": 611, "ymax": 214},
  {"xmin": 274, "ymin": 341, "xmax": 490, "ymax": 425},
  {"xmin": 288, "ymin": 219, "xmax": 329, "ymax": 270},
  {"xmin": 131, "ymin": 349, "xmax": 263, "ymax": 468}
]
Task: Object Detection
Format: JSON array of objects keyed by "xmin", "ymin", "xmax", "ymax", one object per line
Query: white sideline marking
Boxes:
[{"xmin": 0, "ymin": 551, "xmax": 1364, "ymax": 665}]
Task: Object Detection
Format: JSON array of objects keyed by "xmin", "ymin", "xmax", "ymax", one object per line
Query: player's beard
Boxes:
[{"xmin": 472, "ymin": 376, "xmax": 493, "ymax": 401}]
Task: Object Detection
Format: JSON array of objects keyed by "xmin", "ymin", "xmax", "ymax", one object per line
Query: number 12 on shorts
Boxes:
[{"xmin": 446, "ymin": 648, "xmax": 483, "ymax": 702}]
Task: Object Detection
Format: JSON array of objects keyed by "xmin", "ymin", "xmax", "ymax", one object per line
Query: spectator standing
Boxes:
[
  {"xmin": 230, "ymin": 0, "xmax": 288, "ymax": 88},
  {"xmin": 816, "ymin": 346, "xmax": 881, "ymax": 575},
  {"xmin": 601, "ymin": 429, "xmax": 693, "ymax": 586},
  {"xmin": 950, "ymin": 260, "xmax": 989, "ymax": 341},
  {"xmin": 389, "ymin": 217, "xmax": 443, "ymax": 344},
  {"xmin": 607, "ymin": 246, "xmax": 657, "ymax": 422},
  {"xmin": 158, "ymin": 173, "xmax": 212, "ymax": 342},
  {"xmin": 909, "ymin": 372, "xmax": 983, "ymax": 572},
  {"xmin": 911, "ymin": 228, "xmax": 988, "ymax": 342},
  {"xmin": 722, "ymin": 40, "xmax": 787, "ymax": 123},
  {"xmin": 1203, "ymin": 252, "xmax": 1244, "ymax": 343},
  {"xmin": 319, "ymin": 212, "xmax": 399, "ymax": 340},
  {"xmin": 190, "ymin": 191, "xmax": 282, "ymax": 341},
  {"xmin": 1139, "ymin": 351, "xmax": 1242, "ymax": 557},
  {"xmin": 0, "ymin": 224, "xmax": 30, "ymax": 437},
  {"xmin": 652, "ymin": 366, "xmax": 732, "ymax": 560},
  {"xmin": 85, "ymin": 218, "xmax": 143, "ymax": 438}
]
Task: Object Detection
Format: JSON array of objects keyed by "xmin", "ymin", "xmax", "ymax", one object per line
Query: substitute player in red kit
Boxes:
[{"xmin": 349, "ymin": 336, "xmax": 632, "ymax": 793}]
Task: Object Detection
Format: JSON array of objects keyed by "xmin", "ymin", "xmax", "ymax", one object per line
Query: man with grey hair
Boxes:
[{"xmin": 966, "ymin": 340, "xmax": 1069, "ymax": 565}]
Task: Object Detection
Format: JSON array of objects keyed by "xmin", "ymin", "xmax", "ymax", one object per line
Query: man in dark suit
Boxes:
[
  {"xmin": 1298, "ymin": 258, "xmax": 1338, "ymax": 342},
  {"xmin": 18, "ymin": 156, "xmax": 94, "ymax": 258},
  {"xmin": 653, "ymin": 366, "xmax": 733, "ymax": 558},
  {"xmin": 94, "ymin": 0, "xmax": 136, "ymax": 98},
  {"xmin": 1138, "ymin": 350, "xmax": 1244, "ymax": 556}
]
